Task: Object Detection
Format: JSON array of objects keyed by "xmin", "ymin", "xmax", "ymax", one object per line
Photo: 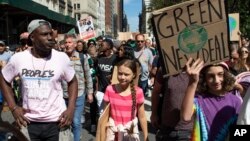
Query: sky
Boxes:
[{"xmin": 124, "ymin": 0, "xmax": 142, "ymax": 32}]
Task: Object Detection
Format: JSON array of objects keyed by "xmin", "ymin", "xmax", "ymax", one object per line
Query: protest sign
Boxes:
[
  {"xmin": 118, "ymin": 32, "xmax": 133, "ymax": 41},
  {"xmin": 229, "ymin": 13, "xmax": 240, "ymax": 41},
  {"xmin": 77, "ymin": 16, "xmax": 96, "ymax": 41},
  {"xmin": 151, "ymin": 0, "xmax": 229, "ymax": 76}
]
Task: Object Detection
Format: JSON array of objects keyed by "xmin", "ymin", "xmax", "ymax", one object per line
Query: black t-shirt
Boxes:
[{"xmin": 96, "ymin": 54, "xmax": 117, "ymax": 92}]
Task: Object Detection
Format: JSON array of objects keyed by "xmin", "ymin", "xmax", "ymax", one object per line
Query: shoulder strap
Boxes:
[{"xmin": 79, "ymin": 53, "xmax": 85, "ymax": 70}]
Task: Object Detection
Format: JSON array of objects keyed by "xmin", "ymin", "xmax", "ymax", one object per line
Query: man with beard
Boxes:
[{"xmin": 0, "ymin": 19, "xmax": 78, "ymax": 140}]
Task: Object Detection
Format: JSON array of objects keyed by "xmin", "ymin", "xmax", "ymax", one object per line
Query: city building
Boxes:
[
  {"xmin": 139, "ymin": 0, "xmax": 152, "ymax": 34},
  {"xmin": 72, "ymin": 0, "xmax": 98, "ymax": 35},
  {"xmin": 139, "ymin": 0, "xmax": 154, "ymax": 41},
  {"xmin": 0, "ymin": 0, "xmax": 76, "ymax": 46},
  {"xmin": 105, "ymin": 0, "xmax": 114, "ymax": 37},
  {"xmin": 97, "ymin": 0, "xmax": 105, "ymax": 36}
]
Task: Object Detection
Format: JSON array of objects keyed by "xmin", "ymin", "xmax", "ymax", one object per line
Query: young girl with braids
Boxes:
[{"xmin": 103, "ymin": 58, "xmax": 148, "ymax": 141}]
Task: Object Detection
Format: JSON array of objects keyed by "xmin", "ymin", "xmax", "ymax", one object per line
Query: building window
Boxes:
[
  {"xmin": 75, "ymin": 13, "xmax": 81, "ymax": 20},
  {"xmin": 77, "ymin": 3, "xmax": 80, "ymax": 9},
  {"xmin": 59, "ymin": 6, "xmax": 64, "ymax": 14},
  {"xmin": 69, "ymin": 11, "xmax": 72, "ymax": 16},
  {"xmin": 74, "ymin": 4, "xmax": 76, "ymax": 10}
]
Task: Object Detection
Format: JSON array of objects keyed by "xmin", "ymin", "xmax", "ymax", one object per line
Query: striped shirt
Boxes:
[{"xmin": 104, "ymin": 85, "xmax": 144, "ymax": 125}]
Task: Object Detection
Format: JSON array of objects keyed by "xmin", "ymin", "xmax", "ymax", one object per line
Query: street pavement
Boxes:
[{"xmin": 1, "ymin": 96, "xmax": 156, "ymax": 141}]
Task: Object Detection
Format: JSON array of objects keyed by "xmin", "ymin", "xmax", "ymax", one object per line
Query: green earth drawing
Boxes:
[{"xmin": 178, "ymin": 25, "xmax": 208, "ymax": 54}]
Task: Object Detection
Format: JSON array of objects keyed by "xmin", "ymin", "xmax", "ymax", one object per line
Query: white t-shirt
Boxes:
[{"xmin": 2, "ymin": 49, "xmax": 75, "ymax": 122}]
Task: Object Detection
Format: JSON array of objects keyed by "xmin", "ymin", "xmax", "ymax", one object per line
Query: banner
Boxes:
[
  {"xmin": 118, "ymin": 32, "xmax": 133, "ymax": 41},
  {"xmin": 77, "ymin": 16, "xmax": 96, "ymax": 41},
  {"xmin": 229, "ymin": 13, "xmax": 240, "ymax": 41},
  {"xmin": 151, "ymin": 0, "xmax": 229, "ymax": 76}
]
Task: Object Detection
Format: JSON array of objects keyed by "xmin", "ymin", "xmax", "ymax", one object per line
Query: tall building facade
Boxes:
[
  {"xmin": 33, "ymin": 0, "xmax": 73, "ymax": 17},
  {"xmin": 105, "ymin": 0, "xmax": 114, "ymax": 37},
  {"xmin": 0, "ymin": 0, "xmax": 76, "ymax": 45},
  {"xmin": 140, "ymin": 0, "xmax": 152, "ymax": 35},
  {"xmin": 119, "ymin": 0, "xmax": 124, "ymax": 32},
  {"xmin": 112, "ymin": 0, "xmax": 128, "ymax": 38},
  {"xmin": 144, "ymin": 0, "xmax": 152, "ymax": 35},
  {"xmin": 97, "ymin": 0, "xmax": 105, "ymax": 36}
]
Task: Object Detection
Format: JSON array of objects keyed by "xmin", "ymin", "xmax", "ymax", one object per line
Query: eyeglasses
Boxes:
[
  {"xmin": 137, "ymin": 40, "xmax": 144, "ymax": 43},
  {"xmin": 241, "ymin": 50, "xmax": 249, "ymax": 54}
]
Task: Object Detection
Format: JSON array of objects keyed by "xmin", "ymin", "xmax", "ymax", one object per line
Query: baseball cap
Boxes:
[
  {"xmin": 27, "ymin": 19, "xmax": 51, "ymax": 34},
  {"xmin": 87, "ymin": 39, "xmax": 96, "ymax": 47},
  {"xmin": 0, "ymin": 40, "xmax": 5, "ymax": 46}
]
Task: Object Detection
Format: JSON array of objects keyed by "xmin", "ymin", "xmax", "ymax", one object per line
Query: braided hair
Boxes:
[{"xmin": 116, "ymin": 58, "xmax": 137, "ymax": 119}]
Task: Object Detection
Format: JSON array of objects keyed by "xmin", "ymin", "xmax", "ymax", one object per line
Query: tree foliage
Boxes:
[
  {"xmin": 150, "ymin": 0, "xmax": 250, "ymax": 38},
  {"xmin": 227, "ymin": 0, "xmax": 250, "ymax": 38}
]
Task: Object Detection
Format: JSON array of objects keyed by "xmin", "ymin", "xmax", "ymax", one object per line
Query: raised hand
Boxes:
[{"xmin": 185, "ymin": 58, "xmax": 204, "ymax": 83}]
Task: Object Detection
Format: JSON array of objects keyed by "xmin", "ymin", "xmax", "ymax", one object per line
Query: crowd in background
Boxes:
[{"xmin": 1, "ymin": 18, "xmax": 250, "ymax": 141}]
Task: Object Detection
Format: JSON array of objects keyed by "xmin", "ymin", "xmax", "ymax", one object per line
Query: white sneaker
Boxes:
[
  {"xmin": 91, "ymin": 125, "xmax": 96, "ymax": 132},
  {"xmin": 81, "ymin": 115, "xmax": 85, "ymax": 124}
]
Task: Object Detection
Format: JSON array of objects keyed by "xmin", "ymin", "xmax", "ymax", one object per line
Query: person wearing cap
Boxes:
[
  {"xmin": 181, "ymin": 58, "xmax": 244, "ymax": 141},
  {"xmin": 0, "ymin": 40, "xmax": 12, "ymax": 119},
  {"xmin": 87, "ymin": 39, "xmax": 97, "ymax": 58},
  {"xmin": 0, "ymin": 40, "xmax": 12, "ymax": 65},
  {"xmin": 0, "ymin": 19, "xmax": 78, "ymax": 140}
]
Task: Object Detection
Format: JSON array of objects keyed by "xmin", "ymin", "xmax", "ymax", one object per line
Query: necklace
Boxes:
[{"xmin": 32, "ymin": 56, "xmax": 47, "ymax": 87}]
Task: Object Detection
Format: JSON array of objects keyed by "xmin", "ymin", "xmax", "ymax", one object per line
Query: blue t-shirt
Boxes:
[
  {"xmin": 0, "ymin": 51, "xmax": 12, "ymax": 103},
  {"xmin": 0, "ymin": 51, "xmax": 12, "ymax": 62}
]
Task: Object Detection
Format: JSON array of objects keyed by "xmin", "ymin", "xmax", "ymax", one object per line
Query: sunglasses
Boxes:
[
  {"xmin": 241, "ymin": 50, "xmax": 249, "ymax": 54},
  {"xmin": 137, "ymin": 40, "xmax": 144, "ymax": 43}
]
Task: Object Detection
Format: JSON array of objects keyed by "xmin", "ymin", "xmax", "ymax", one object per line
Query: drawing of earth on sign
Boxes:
[
  {"xmin": 229, "ymin": 16, "xmax": 236, "ymax": 37},
  {"xmin": 178, "ymin": 25, "xmax": 208, "ymax": 54}
]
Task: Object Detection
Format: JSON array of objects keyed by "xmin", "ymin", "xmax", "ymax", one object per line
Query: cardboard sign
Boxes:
[
  {"xmin": 151, "ymin": 0, "xmax": 229, "ymax": 76},
  {"xmin": 229, "ymin": 13, "xmax": 240, "ymax": 41},
  {"xmin": 118, "ymin": 32, "xmax": 133, "ymax": 41},
  {"xmin": 77, "ymin": 16, "xmax": 96, "ymax": 41}
]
